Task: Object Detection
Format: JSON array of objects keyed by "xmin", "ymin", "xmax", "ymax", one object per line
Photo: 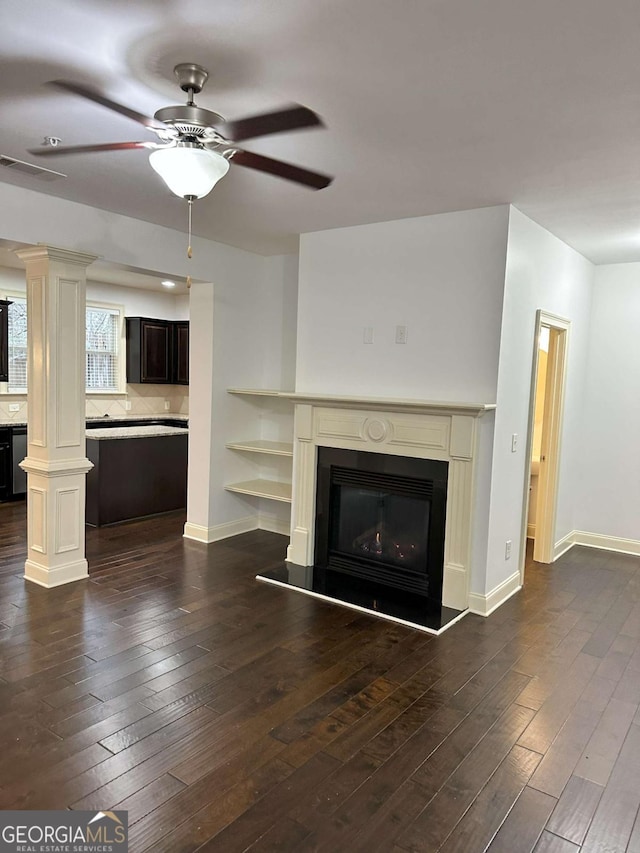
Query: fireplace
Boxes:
[
  {"xmin": 256, "ymin": 393, "xmax": 495, "ymax": 633},
  {"xmin": 315, "ymin": 447, "xmax": 447, "ymax": 605}
]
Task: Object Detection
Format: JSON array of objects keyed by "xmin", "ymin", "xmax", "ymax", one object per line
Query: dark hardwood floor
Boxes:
[{"xmin": 1, "ymin": 501, "xmax": 639, "ymax": 852}]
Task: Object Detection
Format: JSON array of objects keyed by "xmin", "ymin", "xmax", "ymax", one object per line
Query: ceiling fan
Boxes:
[{"xmin": 29, "ymin": 62, "xmax": 333, "ymax": 198}]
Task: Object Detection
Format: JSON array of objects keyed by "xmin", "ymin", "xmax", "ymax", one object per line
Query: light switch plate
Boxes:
[{"xmin": 395, "ymin": 325, "xmax": 408, "ymax": 344}]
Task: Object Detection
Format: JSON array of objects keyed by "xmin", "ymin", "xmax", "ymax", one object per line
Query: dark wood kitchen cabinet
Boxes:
[
  {"xmin": 0, "ymin": 299, "xmax": 11, "ymax": 383},
  {"xmin": 126, "ymin": 318, "xmax": 189, "ymax": 385},
  {"xmin": 173, "ymin": 321, "xmax": 189, "ymax": 385}
]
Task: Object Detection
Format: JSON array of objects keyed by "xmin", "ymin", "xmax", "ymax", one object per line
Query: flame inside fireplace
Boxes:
[{"xmin": 354, "ymin": 526, "xmax": 417, "ymax": 561}]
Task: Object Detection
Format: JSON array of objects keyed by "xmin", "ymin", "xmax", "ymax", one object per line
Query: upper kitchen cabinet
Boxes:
[
  {"xmin": 126, "ymin": 317, "xmax": 189, "ymax": 385},
  {"xmin": 0, "ymin": 300, "xmax": 11, "ymax": 383},
  {"xmin": 173, "ymin": 321, "xmax": 189, "ymax": 386}
]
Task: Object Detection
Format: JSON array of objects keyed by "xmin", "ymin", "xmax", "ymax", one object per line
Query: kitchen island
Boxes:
[{"xmin": 85, "ymin": 421, "xmax": 188, "ymax": 526}]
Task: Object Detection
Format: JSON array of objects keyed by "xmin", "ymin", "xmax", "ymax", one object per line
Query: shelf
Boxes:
[
  {"xmin": 227, "ymin": 388, "xmax": 292, "ymax": 397},
  {"xmin": 226, "ymin": 439, "xmax": 293, "ymax": 457},
  {"xmin": 225, "ymin": 479, "xmax": 292, "ymax": 503}
]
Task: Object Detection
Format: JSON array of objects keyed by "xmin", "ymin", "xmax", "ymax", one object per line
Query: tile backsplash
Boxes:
[{"xmin": 0, "ymin": 384, "xmax": 189, "ymax": 422}]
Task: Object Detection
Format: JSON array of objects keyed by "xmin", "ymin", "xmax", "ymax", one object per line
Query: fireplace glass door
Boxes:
[
  {"xmin": 315, "ymin": 448, "xmax": 448, "ymax": 604},
  {"xmin": 332, "ymin": 485, "xmax": 430, "ymax": 573}
]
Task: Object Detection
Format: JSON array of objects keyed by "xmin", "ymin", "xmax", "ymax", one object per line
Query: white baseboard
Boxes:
[
  {"xmin": 572, "ymin": 530, "xmax": 640, "ymax": 557},
  {"xmin": 183, "ymin": 515, "xmax": 258, "ymax": 544},
  {"xmin": 258, "ymin": 511, "xmax": 291, "ymax": 537},
  {"xmin": 527, "ymin": 523, "xmax": 536, "ymax": 539},
  {"xmin": 468, "ymin": 570, "xmax": 521, "ymax": 617},
  {"xmin": 553, "ymin": 530, "xmax": 576, "ymax": 560},
  {"xmin": 551, "ymin": 529, "xmax": 640, "ymax": 561}
]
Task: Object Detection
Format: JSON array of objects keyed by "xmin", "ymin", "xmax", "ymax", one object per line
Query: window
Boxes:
[
  {"xmin": 7, "ymin": 296, "xmax": 27, "ymax": 393},
  {"xmin": 4, "ymin": 297, "xmax": 124, "ymax": 394},
  {"xmin": 86, "ymin": 306, "xmax": 121, "ymax": 392}
]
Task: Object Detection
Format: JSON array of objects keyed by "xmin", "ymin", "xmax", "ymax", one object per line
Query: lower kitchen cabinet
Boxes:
[{"xmin": 86, "ymin": 432, "xmax": 188, "ymax": 526}]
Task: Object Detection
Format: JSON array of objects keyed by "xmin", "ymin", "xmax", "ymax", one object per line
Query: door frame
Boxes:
[{"xmin": 518, "ymin": 310, "xmax": 570, "ymax": 580}]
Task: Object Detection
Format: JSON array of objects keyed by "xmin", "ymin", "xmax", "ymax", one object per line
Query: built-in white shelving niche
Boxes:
[{"xmin": 225, "ymin": 388, "xmax": 294, "ymax": 511}]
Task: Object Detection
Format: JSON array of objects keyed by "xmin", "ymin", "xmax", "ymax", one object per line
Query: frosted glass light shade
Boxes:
[{"xmin": 149, "ymin": 146, "xmax": 230, "ymax": 199}]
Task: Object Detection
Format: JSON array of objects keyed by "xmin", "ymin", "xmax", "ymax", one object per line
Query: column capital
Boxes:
[{"xmin": 16, "ymin": 244, "xmax": 99, "ymax": 268}]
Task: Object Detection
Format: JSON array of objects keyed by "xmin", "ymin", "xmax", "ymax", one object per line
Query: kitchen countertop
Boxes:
[
  {"xmin": 0, "ymin": 414, "xmax": 188, "ymax": 428},
  {"xmin": 87, "ymin": 424, "xmax": 188, "ymax": 440}
]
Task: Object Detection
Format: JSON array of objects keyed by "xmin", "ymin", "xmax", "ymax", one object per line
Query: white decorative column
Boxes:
[{"xmin": 16, "ymin": 245, "xmax": 98, "ymax": 588}]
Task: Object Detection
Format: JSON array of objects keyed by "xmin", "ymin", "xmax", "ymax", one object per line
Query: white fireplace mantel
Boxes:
[
  {"xmin": 284, "ymin": 392, "xmax": 495, "ymax": 418},
  {"xmin": 286, "ymin": 393, "xmax": 495, "ymax": 612}
]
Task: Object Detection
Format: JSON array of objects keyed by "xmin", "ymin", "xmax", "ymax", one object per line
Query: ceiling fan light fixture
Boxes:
[{"xmin": 149, "ymin": 145, "xmax": 229, "ymax": 199}]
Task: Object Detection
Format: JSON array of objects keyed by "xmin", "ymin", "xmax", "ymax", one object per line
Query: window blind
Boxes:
[{"xmin": 7, "ymin": 297, "xmax": 27, "ymax": 392}]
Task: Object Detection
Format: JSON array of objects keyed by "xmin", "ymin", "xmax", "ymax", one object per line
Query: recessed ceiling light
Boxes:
[{"xmin": 161, "ymin": 280, "xmax": 176, "ymax": 288}]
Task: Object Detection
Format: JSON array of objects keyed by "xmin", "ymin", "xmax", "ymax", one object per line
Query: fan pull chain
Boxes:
[{"xmin": 186, "ymin": 198, "xmax": 193, "ymax": 289}]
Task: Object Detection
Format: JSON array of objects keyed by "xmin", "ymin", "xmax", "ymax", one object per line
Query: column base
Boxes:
[{"xmin": 24, "ymin": 558, "xmax": 89, "ymax": 588}]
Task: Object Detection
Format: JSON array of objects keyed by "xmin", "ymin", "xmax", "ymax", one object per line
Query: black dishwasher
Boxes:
[
  {"xmin": 11, "ymin": 426, "xmax": 27, "ymax": 498},
  {"xmin": 0, "ymin": 428, "xmax": 10, "ymax": 501}
]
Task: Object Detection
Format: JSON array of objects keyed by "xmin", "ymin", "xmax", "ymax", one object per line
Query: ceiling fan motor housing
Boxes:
[{"xmin": 153, "ymin": 105, "xmax": 226, "ymax": 137}]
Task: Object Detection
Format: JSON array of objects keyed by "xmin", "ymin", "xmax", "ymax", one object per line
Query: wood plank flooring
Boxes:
[{"xmin": 1, "ymin": 501, "xmax": 640, "ymax": 852}]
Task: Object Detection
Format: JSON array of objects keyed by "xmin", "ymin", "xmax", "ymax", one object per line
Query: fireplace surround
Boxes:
[{"xmin": 259, "ymin": 392, "xmax": 494, "ymax": 632}]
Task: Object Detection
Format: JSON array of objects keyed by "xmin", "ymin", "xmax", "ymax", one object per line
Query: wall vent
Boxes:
[{"xmin": 0, "ymin": 155, "xmax": 66, "ymax": 182}]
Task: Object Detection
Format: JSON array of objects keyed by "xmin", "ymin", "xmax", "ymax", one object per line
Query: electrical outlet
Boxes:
[
  {"xmin": 505, "ymin": 540, "xmax": 512, "ymax": 560},
  {"xmin": 8, "ymin": 403, "xmax": 19, "ymax": 412},
  {"xmin": 363, "ymin": 326, "xmax": 374, "ymax": 344},
  {"xmin": 124, "ymin": 400, "xmax": 131, "ymax": 411},
  {"xmin": 164, "ymin": 400, "xmax": 171, "ymax": 411},
  {"xmin": 511, "ymin": 433, "xmax": 518, "ymax": 452},
  {"xmin": 395, "ymin": 325, "xmax": 408, "ymax": 344}
]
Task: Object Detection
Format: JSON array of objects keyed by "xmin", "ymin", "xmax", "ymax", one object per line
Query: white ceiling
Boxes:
[{"xmin": 2, "ymin": 0, "xmax": 640, "ymax": 263}]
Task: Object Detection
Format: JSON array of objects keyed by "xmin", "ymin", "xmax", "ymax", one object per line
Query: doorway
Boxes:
[{"xmin": 520, "ymin": 311, "xmax": 570, "ymax": 578}]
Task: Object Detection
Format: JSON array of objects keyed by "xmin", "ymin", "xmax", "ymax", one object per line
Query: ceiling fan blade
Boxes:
[
  {"xmin": 231, "ymin": 149, "xmax": 332, "ymax": 189},
  {"xmin": 49, "ymin": 80, "xmax": 168, "ymax": 131},
  {"xmin": 218, "ymin": 105, "xmax": 323, "ymax": 142},
  {"xmin": 28, "ymin": 141, "xmax": 154, "ymax": 156}
]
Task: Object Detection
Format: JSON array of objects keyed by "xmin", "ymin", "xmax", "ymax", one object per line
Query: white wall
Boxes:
[
  {"xmin": 187, "ymin": 255, "xmax": 298, "ymax": 538},
  {"xmin": 297, "ymin": 205, "xmax": 510, "ymax": 402},
  {"xmin": 1, "ymin": 268, "xmax": 188, "ymax": 319},
  {"xmin": 0, "ymin": 183, "xmax": 263, "ymax": 288},
  {"xmin": 87, "ymin": 281, "xmax": 189, "ymax": 320},
  {"xmin": 577, "ymin": 263, "xmax": 640, "ymax": 541},
  {"xmin": 485, "ymin": 207, "xmax": 594, "ymax": 593}
]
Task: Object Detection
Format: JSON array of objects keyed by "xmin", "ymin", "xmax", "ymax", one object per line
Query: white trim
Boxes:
[
  {"xmin": 256, "ymin": 574, "xmax": 469, "ymax": 635},
  {"xmin": 24, "ymin": 558, "xmax": 89, "ymax": 587},
  {"xmin": 183, "ymin": 515, "xmax": 257, "ymax": 543},
  {"xmin": 258, "ymin": 511, "xmax": 291, "ymax": 536},
  {"xmin": 572, "ymin": 531, "xmax": 640, "ymax": 557},
  {"xmin": 468, "ymin": 571, "xmax": 521, "ymax": 617},
  {"xmin": 527, "ymin": 523, "xmax": 536, "ymax": 539},
  {"xmin": 553, "ymin": 530, "xmax": 576, "ymax": 560}
]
